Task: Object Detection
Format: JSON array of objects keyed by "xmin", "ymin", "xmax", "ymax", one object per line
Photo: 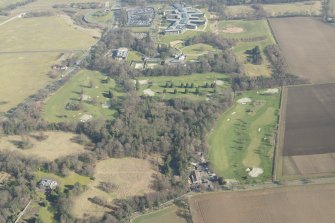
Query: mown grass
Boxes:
[
  {"xmin": 217, "ymin": 19, "xmax": 275, "ymax": 77},
  {"xmin": 36, "ymin": 171, "xmax": 92, "ymax": 191},
  {"xmin": 0, "ymin": 16, "xmax": 95, "ymax": 52},
  {"xmin": 0, "ymin": 0, "xmax": 23, "ymax": 8},
  {"xmin": 127, "ymin": 50, "xmax": 143, "ymax": 62},
  {"xmin": 43, "ymin": 70, "xmax": 122, "ymax": 123},
  {"xmin": 208, "ymin": 89, "xmax": 280, "ymax": 183},
  {"xmin": 85, "ymin": 10, "xmax": 114, "ymax": 25},
  {"xmin": 137, "ymin": 72, "xmax": 230, "ymax": 100},
  {"xmin": 132, "ymin": 205, "xmax": 187, "ymax": 223},
  {"xmin": 0, "ymin": 52, "xmax": 58, "ymax": 112},
  {"xmin": 181, "ymin": 43, "xmax": 217, "ymax": 60}
]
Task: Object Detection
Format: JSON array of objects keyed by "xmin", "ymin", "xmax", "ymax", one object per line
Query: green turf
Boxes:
[
  {"xmin": 38, "ymin": 205, "xmax": 54, "ymax": 223},
  {"xmin": 217, "ymin": 19, "xmax": 275, "ymax": 77},
  {"xmin": 208, "ymin": 89, "xmax": 280, "ymax": 183},
  {"xmin": 127, "ymin": 50, "xmax": 143, "ymax": 62},
  {"xmin": 132, "ymin": 205, "xmax": 187, "ymax": 223},
  {"xmin": 36, "ymin": 171, "xmax": 92, "ymax": 190},
  {"xmin": 85, "ymin": 10, "xmax": 114, "ymax": 25},
  {"xmin": 180, "ymin": 43, "xmax": 217, "ymax": 60},
  {"xmin": 159, "ymin": 30, "xmax": 201, "ymax": 45},
  {"xmin": 0, "ymin": 0, "xmax": 23, "ymax": 8},
  {"xmin": 137, "ymin": 72, "xmax": 230, "ymax": 100},
  {"xmin": 43, "ymin": 70, "xmax": 122, "ymax": 123}
]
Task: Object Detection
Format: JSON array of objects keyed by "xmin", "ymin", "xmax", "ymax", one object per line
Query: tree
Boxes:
[
  {"xmin": 135, "ymin": 80, "xmax": 140, "ymax": 91},
  {"xmin": 163, "ymin": 89, "xmax": 167, "ymax": 94},
  {"xmin": 108, "ymin": 90, "xmax": 113, "ymax": 99},
  {"xmin": 185, "ymin": 88, "xmax": 189, "ymax": 94},
  {"xmin": 170, "ymin": 82, "xmax": 174, "ymax": 88},
  {"xmin": 174, "ymin": 89, "xmax": 177, "ymax": 94},
  {"xmin": 191, "ymin": 83, "xmax": 194, "ymax": 88},
  {"xmin": 195, "ymin": 87, "xmax": 200, "ymax": 95}
]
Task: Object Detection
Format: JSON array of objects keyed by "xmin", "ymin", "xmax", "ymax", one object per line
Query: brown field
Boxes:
[
  {"xmin": 0, "ymin": 131, "xmax": 87, "ymax": 161},
  {"xmin": 276, "ymin": 84, "xmax": 335, "ymax": 179},
  {"xmin": 269, "ymin": 17, "xmax": 335, "ymax": 83},
  {"xmin": 72, "ymin": 157, "xmax": 158, "ymax": 218},
  {"xmin": 191, "ymin": 184, "xmax": 335, "ymax": 223}
]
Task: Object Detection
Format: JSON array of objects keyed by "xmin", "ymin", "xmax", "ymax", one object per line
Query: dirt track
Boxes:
[
  {"xmin": 269, "ymin": 17, "xmax": 335, "ymax": 83},
  {"xmin": 191, "ymin": 184, "xmax": 335, "ymax": 223}
]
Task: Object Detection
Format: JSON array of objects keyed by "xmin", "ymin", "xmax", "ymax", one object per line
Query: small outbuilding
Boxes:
[{"xmin": 38, "ymin": 179, "xmax": 58, "ymax": 190}]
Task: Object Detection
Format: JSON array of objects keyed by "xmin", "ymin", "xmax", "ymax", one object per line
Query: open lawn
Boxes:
[
  {"xmin": 224, "ymin": 1, "xmax": 321, "ymax": 18},
  {"xmin": 0, "ymin": 0, "xmax": 24, "ymax": 9},
  {"xmin": 208, "ymin": 89, "xmax": 280, "ymax": 182},
  {"xmin": 214, "ymin": 19, "xmax": 275, "ymax": 77},
  {"xmin": 269, "ymin": 17, "xmax": 335, "ymax": 83},
  {"xmin": 0, "ymin": 16, "xmax": 95, "ymax": 52},
  {"xmin": 132, "ymin": 205, "xmax": 187, "ymax": 223},
  {"xmin": 263, "ymin": 1, "xmax": 321, "ymax": 17},
  {"xmin": 127, "ymin": 50, "xmax": 143, "ymax": 62},
  {"xmin": 0, "ymin": 131, "xmax": 87, "ymax": 161},
  {"xmin": 190, "ymin": 184, "xmax": 335, "ymax": 223},
  {"xmin": 0, "ymin": 52, "xmax": 58, "ymax": 112},
  {"xmin": 72, "ymin": 157, "xmax": 158, "ymax": 218},
  {"xmin": 180, "ymin": 43, "xmax": 217, "ymax": 60},
  {"xmin": 85, "ymin": 10, "xmax": 114, "ymax": 25},
  {"xmin": 137, "ymin": 72, "xmax": 230, "ymax": 100},
  {"xmin": 43, "ymin": 70, "xmax": 122, "ymax": 123},
  {"xmin": 0, "ymin": 15, "xmax": 97, "ymax": 112}
]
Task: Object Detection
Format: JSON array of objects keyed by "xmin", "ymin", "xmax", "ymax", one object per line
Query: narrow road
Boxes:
[
  {"xmin": 0, "ymin": 13, "xmax": 24, "ymax": 27},
  {"xmin": 14, "ymin": 199, "xmax": 32, "ymax": 223}
]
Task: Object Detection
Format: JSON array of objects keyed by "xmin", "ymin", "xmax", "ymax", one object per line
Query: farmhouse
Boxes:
[
  {"xmin": 190, "ymin": 170, "xmax": 202, "ymax": 184},
  {"xmin": 113, "ymin": 48, "xmax": 129, "ymax": 60},
  {"xmin": 38, "ymin": 179, "xmax": 58, "ymax": 190},
  {"xmin": 164, "ymin": 3, "xmax": 205, "ymax": 35}
]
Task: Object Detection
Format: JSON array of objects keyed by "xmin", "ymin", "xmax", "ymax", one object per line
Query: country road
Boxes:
[{"xmin": 0, "ymin": 13, "xmax": 25, "ymax": 27}]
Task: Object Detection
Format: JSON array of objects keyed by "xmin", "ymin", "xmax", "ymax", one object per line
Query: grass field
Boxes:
[
  {"xmin": 0, "ymin": 16, "xmax": 95, "ymax": 52},
  {"xmin": 269, "ymin": 17, "xmax": 335, "ymax": 83},
  {"xmin": 127, "ymin": 50, "xmax": 143, "ymax": 62},
  {"xmin": 0, "ymin": 52, "xmax": 58, "ymax": 112},
  {"xmin": 0, "ymin": 0, "xmax": 24, "ymax": 9},
  {"xmin": 263, "ymin": 1, "xmax": 321, "ymax": 17},
  {"xmin": 214, "ymin": 19, "xmax": 275, "ymax": 77},
  {"xmin": 132, "ymin": 205, "xmax": 187, "ymax": 223},
  {"xmin": 43, "ymin": 70, "xmax": 122, "ymax": 123},
  {"xmin": 72, "ymin": 157, "xmax": 158, "ymax": 218},
  {"xmin": 0, "ymin": 15, "xmax": 97, "ymax": 112},
  {"xmin": 190, "ymin": 184, "xmax": 335, "ymax": 223},
  {"xmin": 137, "ymin": 72, "xmax": 230, "ymax": 100},
  {"xmin": 0, "ymin": 131, "xmax": 87, "ymax": 161},
  {"xmin": 180, "ymin": 43, "xmax": 217, "ymax": 60},
  {"xmin": 85, "ymin": 10, "xmax": 114, "ymax": 25},
  {"xmin": 208, "ymin": 89, "xmax": 280, "ymax": 182}
]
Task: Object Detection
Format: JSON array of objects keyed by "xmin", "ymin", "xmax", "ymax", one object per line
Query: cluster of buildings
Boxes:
[
  {"xmin": 164, "ymin": 3, "xmax": 205, "ymax": 35},
  {"xmin": 38, "ymin": 179, "xmax": 58, "ymax": 191},
  {"xmin": 126, "ymin": 7, "xmax": 155, "ymax": 26}
]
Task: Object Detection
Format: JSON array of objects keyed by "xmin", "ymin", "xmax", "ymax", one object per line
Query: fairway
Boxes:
[
  {"xmin": 213, "ymin": 19, "xmax": 275, "ymax": 77},
  {"xmin": 191, "ymin": 184, "xmax": 335, "ymax": 223},
  {"xmin": 0, "ymin": 131, "xmax": 87, "ymax": 161},
  {"xmin": 132, "ymin": 205, "xmax": 187, "ymax": 223},
  {"xmin": 43, "ymin": 70, "xmax": 122, "ymax": 123},
  {"xmin": 0, "ymin": 15, "xmax": 97, "ymax": 112},
  {"xmin": 72, "ymin": 157, "xmax": 158, "ymax": 218},
  {"xmin": 137, "ymin": 72, "xmax": 229, "ymax": 100},
  {"xmin": 208, "ymin": 90, "xmax": 280, "ymax": 182},
  {"xmin": 180, "ymin": 43, "xmax": 217, "ymax": 60}
]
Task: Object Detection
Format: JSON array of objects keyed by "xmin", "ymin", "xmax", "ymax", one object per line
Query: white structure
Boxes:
[
  {"xmin": 164, "ymin": 3, "xmax": 205, "ymax": 35},
  {"xmin": 114, "ymin": 48, "xmax": 129, "ymax": 60},
  {"xmin": 39, "ymin": 179, "xmax": 58, "ymax": 190}
]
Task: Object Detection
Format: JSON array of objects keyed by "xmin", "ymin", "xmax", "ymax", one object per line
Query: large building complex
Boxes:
[{"xmin": 164, "ymin": 3, "xmax": 205, "ymax": 35}]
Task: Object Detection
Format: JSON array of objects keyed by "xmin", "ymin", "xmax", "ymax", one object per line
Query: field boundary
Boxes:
[
  {"xmin": 266, "ymin": 18, "xmax": 279, "ymax": 45},
  {"xmin": 273, "ymin": 86, "xmax": 287, "ymax": 181}
]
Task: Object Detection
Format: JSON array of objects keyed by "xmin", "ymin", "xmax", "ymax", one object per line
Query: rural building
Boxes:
[
  {"xmin": 38, "ymin": 179, "xmax": 58, "ymax": 190},
  {"xmin": 113, "ymin": 48, "xmax": 129, "ymax": 60},
  {"xmin": 190, "ymin": 170, "xmax": 202, "ymax": 184},
  {"xmin": 164, "ymin": 3, "xmax": 205, "ymax": 35}
]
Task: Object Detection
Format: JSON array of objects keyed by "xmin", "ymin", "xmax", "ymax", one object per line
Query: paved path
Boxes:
[
  {"xmin": 0, "ymin": 13, "xmax": 24, "ymax": 27},
  {"xmin": 14, "ymin": 199, "xmax": 32, "ymax": 223}
]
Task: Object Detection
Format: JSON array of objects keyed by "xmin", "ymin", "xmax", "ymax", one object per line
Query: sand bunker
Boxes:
[
  {"xmin": 221, "ymin": 27, "xmax": 244, "ymax": 34},
  {"xmin": 261, "ymin": 88, "xmax": 279, "ymax": 94},
  {"xmin": 214, "ymin": 80, "xmax": 224, "ymax": 86},
  {"xmin": 248, "ymin": 167, "xmax": 264, "ymax": 177},
  {"xmin": 237, "ymin": 97, "xmax": 252, "ymax": 104},
  {"xmin": 143, "ymin": 89, "xmax": 155, "ymax": 96}
]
